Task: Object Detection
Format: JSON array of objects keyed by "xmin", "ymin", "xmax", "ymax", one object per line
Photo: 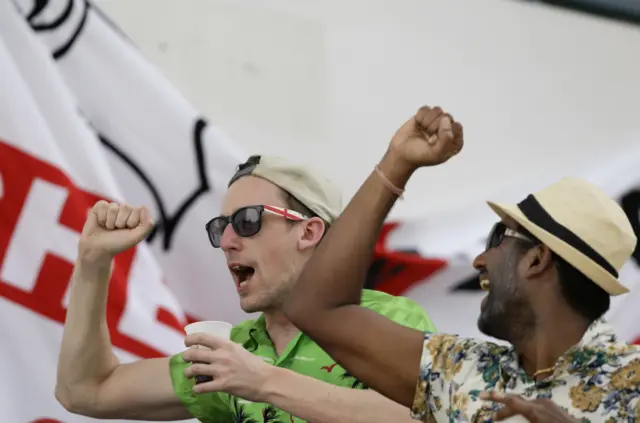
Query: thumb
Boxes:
[
  {"xmin": 438, "ymin": 115, "xmax": 453, "ymax": 140},
  {"xmin": 494, "ymin": 400, "xmax": 530, "ymax": 422},
  {"xmin": 131, "ymin": 207, "xmax": 155, "ymax": 243},
  {"xmin": 193, "ymin": 378, "xmax": 226, "ymax": 394},
  {"xmin": 81, "ymin": 200, "xmax": 106, "ymax": 235}
]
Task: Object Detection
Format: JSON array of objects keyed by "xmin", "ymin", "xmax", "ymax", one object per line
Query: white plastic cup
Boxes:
[
  {"xmin": 184, "ymin": 320, "xmax": 232, "ymax": 342},
  {"xmin": 184, "ymin": 320, "xmax": 232, "ymax": 384}
]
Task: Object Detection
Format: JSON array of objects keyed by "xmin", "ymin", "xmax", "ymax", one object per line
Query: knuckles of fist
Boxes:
[
  {"xmin": 91, "ymin": 200, "xmax": 148, "ymax": 230},
  {"xmin": 389, "ymin": 104, "xmax": 464, "ymax": 168}
]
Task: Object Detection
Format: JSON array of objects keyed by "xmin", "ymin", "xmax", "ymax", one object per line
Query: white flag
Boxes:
[{"xmin": 0, "ymin": 0, "xmax": 246, "ymax": 420}]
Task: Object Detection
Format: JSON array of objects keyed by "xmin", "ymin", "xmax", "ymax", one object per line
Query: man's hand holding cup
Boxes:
[{"xmin": 182, "ymin": 321, "xmax": 273, "ymax": 401}]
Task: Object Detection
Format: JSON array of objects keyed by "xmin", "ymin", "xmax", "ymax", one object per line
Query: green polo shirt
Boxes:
[{"xmin": 170, "ymin": 289, "xmax": 435, "ymax": 423}]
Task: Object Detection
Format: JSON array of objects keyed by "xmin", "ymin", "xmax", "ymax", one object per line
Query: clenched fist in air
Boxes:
[
  {"xmin": 389, "ymin": 105, "xmax": 464, "ymax": 169},
  {"xmin": 78, "ymin": 200, "xmax": 155, "ymax": 265}
]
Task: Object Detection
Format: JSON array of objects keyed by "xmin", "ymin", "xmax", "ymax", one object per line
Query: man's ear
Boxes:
[
  {"xmin": 521, "ymin": 244, "xmax": 554, "ymax": 279},
  {"xmin": 298, "ymin": 217, "xmax": 326, "ymax": 251}
]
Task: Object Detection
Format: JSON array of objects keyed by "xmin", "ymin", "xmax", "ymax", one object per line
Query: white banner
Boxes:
[{"xmin": 0, "ymin": 0, "xmax": 245, "ymax": 421}]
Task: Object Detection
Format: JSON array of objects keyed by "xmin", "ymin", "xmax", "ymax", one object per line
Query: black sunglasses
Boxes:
[
  {"xmin": 205, "ymin": 204, "xmax": 307, "ymax": 248},
  {"xmin": 486, "ymin": 222, "xmax": 532, "ymax": 251}
]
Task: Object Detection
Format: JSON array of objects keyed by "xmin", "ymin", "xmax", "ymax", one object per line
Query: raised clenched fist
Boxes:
[
  {"xmin": 389, "ymin": 105, "xmax": 463, "ymax": 169},
  {"xmin": 78, "ymin": 200, "xmax": 155, "ymax": 264}
]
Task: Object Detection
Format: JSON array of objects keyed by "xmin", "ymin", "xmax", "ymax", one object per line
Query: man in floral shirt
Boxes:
[{"xmin": 284, "ymin": 105, "xmax": 640, "ymax": 422}]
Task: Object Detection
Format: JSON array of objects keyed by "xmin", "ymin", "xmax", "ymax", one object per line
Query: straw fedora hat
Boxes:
[{"xmin": 487, "ymin": 177, "xmax": 637, "ymax": 295}]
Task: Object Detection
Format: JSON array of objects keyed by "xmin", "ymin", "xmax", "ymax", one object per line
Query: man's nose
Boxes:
[
  {"xmin": 220, "ymin": 223, "xmax": 242, "ymax": 252},
  {"xmin": 472, "ymin": 250, "xmax": 487, "ymax": 271}
]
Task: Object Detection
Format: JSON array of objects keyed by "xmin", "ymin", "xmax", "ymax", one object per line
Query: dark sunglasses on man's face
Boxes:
[
  {"xmin": 205, "ymin": 205, "xmax": 307, "ymax": 248},
  {"xmin": 485, "ymin": 221, "xmax": 532, "ymax": 251}
]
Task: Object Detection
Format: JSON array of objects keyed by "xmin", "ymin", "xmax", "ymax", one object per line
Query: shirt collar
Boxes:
[
  {"xmin": 499, "ymin": 318, "xmax": 617, "ymax": 380},
  {"xmin": 575, "ymin": 318, "xmax": 617, "ymax": 347}
]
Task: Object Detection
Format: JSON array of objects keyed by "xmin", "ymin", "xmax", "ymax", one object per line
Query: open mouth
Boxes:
[
  {"xmin": 478, "ymin": 271, "xmax": 490, "ymax": 292},
  {"xmin": 480, "ymin": 279, "xmax": 490, "ymax": 291},
  {"xmin": 230, "ymin": 265, "xmax": 255, "ymax": 289},
  {"xmin": 479, "ymin": 275, "xmax": 490, "ymax": 311}
]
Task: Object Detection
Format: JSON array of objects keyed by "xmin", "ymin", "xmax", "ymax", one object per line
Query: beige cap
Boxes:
[
  {"xmin": 229, "ymin": 155, "xmax": 342, "ymax": 223},
  {"xmin": 487, "ymin": 177, "xmax": 637, "ymax": 295}
]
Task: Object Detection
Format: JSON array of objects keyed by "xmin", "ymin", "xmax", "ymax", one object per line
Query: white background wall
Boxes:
[
  {"xmin": 1, "ymin": 3, "xmax": 638, "ymax": 421},
  {"xmin": 98, "ymin": 0, "xmax": 640, "ymax": 221}
]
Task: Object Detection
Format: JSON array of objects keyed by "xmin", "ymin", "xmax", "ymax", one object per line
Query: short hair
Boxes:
[
  {"xmin": 278, "ymin": 188, "xmax": 330, "ymax": 239},
  {"xmin": 513, "ymin": 225, "xmax": 610, "ymax": 323}
]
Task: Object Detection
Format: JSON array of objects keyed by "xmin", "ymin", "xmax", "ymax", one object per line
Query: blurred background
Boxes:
[
  {"xmin": 0, "ymin": 0, "xmax": 639, "ymax": 421},
  {"xmin": 100, "ymin": 0, "xmax": 640, "ymax": 218}
]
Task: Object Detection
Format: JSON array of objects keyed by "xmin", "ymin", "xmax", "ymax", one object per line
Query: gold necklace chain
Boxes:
[{"xmin": 532, "ymin": 366, "xmax": 555, "ymax": 378}]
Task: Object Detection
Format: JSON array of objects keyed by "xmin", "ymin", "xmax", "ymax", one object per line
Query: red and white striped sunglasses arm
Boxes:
[{"xmin": 263, "ymin": 205, "xmax": 307, "ymax": 221}]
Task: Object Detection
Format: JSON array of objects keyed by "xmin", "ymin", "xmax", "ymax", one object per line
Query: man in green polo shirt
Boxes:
[
  {"xmin": 55, "ymin": 154, "xmax": 436, "ymax": 423},
  {"xmin": 172, "ymin": 289, "xmax": 433, "ymax": 422}
]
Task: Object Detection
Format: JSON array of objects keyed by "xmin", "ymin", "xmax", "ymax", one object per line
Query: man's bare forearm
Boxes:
[
  {"xmin": 260, "ymin": 366, "xmax": 416, "ymax": 423},
  {"xmin": 56, "ymin": 259, "xmax": 119, "ymax": 411}
]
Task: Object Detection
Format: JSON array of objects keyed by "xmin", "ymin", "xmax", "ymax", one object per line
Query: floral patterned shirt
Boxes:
[{"xmin": 411, "ymin": 319, "xmax": 640, "ymax": 422}]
